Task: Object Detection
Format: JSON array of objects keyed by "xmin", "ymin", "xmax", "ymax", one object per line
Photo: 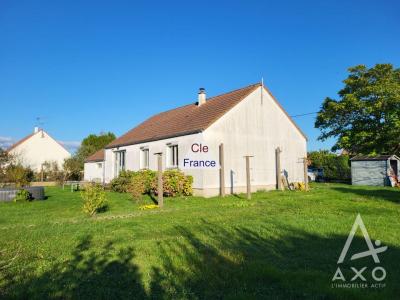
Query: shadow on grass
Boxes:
[
  {"xmin": 2, "ymin": 222, "xmax": 399, "ymax": 299},
  {"xmin": 332, "ymin": 187, "xmax": 400, "ymax": 204},
  {"xmin": 148, "ymin": 193, "xmax": 159, "ymax": 205}
]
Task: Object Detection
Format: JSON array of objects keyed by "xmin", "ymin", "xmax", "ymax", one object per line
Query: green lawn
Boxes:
[{"xmin": 0, "ymin": 184, "xmax": 399, "ymax": 299}]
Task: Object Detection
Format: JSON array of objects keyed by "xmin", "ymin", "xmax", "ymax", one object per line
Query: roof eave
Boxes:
[
  {"xmin": 105, "ymin": 129, "xmax": 203, "ymax": 149},
  {"xmin": 85, "ymin": 159, "xmax": 104, "ymax": 163}
]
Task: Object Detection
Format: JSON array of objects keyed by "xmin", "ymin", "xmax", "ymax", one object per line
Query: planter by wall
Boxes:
[{"xmin": 0, "ymin": 186, "xmax": 45, "ymax": 202}]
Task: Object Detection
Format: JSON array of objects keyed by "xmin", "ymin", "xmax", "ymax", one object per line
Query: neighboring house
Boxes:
[
  {"xmin": 7, "ymin": 128, "xmax": 71, "ymax": 172},
  {"xmin": 84, "ymin": 149, "xmax": 105, "ymax": 182},
  {"xmin": 351, "ymin": 155, "xmax": 399, "ymax": 186},
  {"xmin": 84, "ymin": 82, "xmax": 307, "ymax": 196}
]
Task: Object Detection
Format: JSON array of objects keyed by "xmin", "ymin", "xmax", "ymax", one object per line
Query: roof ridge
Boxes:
[{"xmin": 205, "ymin": 82, "xmax": 261, "ymax": 102}]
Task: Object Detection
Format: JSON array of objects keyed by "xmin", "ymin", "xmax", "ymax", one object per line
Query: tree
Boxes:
[
  {"xmin": 63, "ymin": 156, "xmax": 83, "ymax": 181},
  {"xmin": 308, "ymin": 150, "xmax": 350, "ymax": 182},
  {"xmin": 315, "ymin": 64, "xmax": 400, "ymax": 156},
  {"xmin": 75, "ymin": 132, "xmax": 116, "ymax": 163},
  {"xmin": 0, "ymin": 148, "xmax": 12, "ymax": 183},
  {"xmin": 63, "ymin": 132, "xmax": 115, "ymax": 180}
]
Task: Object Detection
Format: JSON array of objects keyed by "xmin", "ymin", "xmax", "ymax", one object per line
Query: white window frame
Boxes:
[
  {"xmin": 114, "ymin": 150, "xmax": 126, "ymax": 177},
  {"xmin": 167, "ymin": 144, "xmax": 179, "ymax": 168},
  {"xmin": 140, "ymin": 147, "xmax": 149, "ymax": 169}
]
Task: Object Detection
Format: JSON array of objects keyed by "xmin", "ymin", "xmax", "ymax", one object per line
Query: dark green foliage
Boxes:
[
  {"xmin": 110, "ymin": 170, "xmax": 136, "ymax": 193},
  {"xmin": 13, "ymin": 189, "xmax": 32, "ymax": 202},
  {"xmin": 308, "ymin": 150, "xmax": 350, "ymax": 182},
  {"xmin": 76, "ymin": 132, "xmax": 116, "ymax": 163},
  {"xmin": 315, "ymin": 64, "xmax": 400, "ymax": 156}
]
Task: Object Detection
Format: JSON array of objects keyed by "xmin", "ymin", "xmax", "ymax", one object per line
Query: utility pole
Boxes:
[
  {"xmin": 155, "ymin": 153, "xmax": 163, "ymax": 207},
  {"xmin": 219, "ymin": 143, "xmax": 225, "ymax": 197}
]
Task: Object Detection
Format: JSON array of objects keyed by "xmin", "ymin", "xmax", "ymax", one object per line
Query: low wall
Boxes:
[{"xmin": 30, "ymin": 181, "xmax": 58, "ymax": 187}]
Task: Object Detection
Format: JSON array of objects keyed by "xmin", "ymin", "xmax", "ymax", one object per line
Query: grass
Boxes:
[{"xmin": 0, "ymin": 183, "xmax": 399, "ymax": 299}]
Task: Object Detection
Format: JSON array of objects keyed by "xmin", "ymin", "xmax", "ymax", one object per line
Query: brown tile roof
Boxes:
[
  {"xmin": 85, "ymin": 149, "xmax": 105, "ymax": 162},
  {"xmin": 106, "ymin": 82, "xmax": 307, "ymax": 148},
  {"xmin": 7, "ymin": 133, "xmax": 34, "ymax": 152}
]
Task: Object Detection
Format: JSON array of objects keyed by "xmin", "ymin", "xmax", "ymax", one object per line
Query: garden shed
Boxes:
[{"xmin": 350, "ymin": 155, "xmax": 399, "ymax": 186}]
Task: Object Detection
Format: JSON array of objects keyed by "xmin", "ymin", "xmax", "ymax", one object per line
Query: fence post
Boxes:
[
  {"xmin": 303, "ymin": 156, "xmax": 309, "ymax": 191},
  {"xmin": 275, "ymin": 147, "xmax": 283, "ymax": 190},
  {"xmin": 219, "ymin": 143, "xmax": 225, "ymax": 197},
  {"xmin": 244, "ymin": 156, "xmax": 253, "ymax": 199},
  {"xmin": 155, "ymin": 153, "xmax": 163, "ymax": 208}
]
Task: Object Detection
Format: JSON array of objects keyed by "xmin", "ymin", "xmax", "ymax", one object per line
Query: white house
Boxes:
[
  {"xmin": 7, "ymin": 128, "xmax": 71, "ymax": 172},
  {"xmin": 84, "ymin": 149, "xmax": 105, "ymax": 182},
  {"xmin": 84, "ymin": 83, "xmax": 307, "ymax": 196}
]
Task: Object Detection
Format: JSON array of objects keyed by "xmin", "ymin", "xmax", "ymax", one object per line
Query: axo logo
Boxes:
[{"xmin": 332, "ymin": 214, "xmax": 387, "ymax": 289}]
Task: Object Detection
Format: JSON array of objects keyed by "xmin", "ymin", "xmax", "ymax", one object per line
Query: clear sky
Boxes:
[{"xmin": 1, "ymin": 0, "xmax": 399, "ymax": 153}]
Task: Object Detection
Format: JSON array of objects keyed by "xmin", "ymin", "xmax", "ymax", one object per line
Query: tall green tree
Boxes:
[
  {"xmin": 64, "ymin": 132, "xmax": 115, "ymax": 180},
  {"xmin": 315, "ymin": 64, "xmax": 400, "ymax": 156},
  {"xmin": 75, "ymin": 132, "xmax": 116, "ymax": 163}
]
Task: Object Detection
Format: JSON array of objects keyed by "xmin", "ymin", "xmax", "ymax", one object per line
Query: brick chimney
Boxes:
[{"xmin": 198, "ymin": 88, "xmax": 206, "ymax": 106}]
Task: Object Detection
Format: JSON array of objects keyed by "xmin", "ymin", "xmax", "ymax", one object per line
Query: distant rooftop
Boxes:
[{"xmin": 350, "ymin": 155, "xmax": 399, "ymax": 161}]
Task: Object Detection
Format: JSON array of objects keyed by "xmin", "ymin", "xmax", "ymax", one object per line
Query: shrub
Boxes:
[
  {"xmin": 110, "ymin": 170, "xmax": 135, "ymax": 193},
  {"xmin": 308, "ymin": 150, "xmax": 351, "ymax": 182},
  {"xmin": 5, "ymin": 165, "xmax": 34, "ymax": 187},
  {"xmin": 111, "ymin": 169, "xmax": 192, "ymax": 198},
  {"xmin": 13, "ymin": 189, "xmax": 32, "ymax": 202},
  {"xmin": 36, "ymin": 161, "xmax": 65, "ymax": 182},
  {"xmin": 138, "ymin": 169, "xmax": 157, "ymax": 193},
  {"xmin": 152, "ymin": 169, "xmax": 193, "ymax": 197},
  {"xmin": 128, "ymin": 175, "xmax": 146, "ymax": 202},
  {"xmin": 127, "ymin": 170, "xmax": 156, "ymax": 202},
  {"xmin": 81, "ymin": 183, "xmax": 107, "ymax": 216}
]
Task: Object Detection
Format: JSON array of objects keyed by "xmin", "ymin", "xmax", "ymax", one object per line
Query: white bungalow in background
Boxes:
[
  {"xmin": 7, "ymin": 128, "xmax": 71, "ymax": 172},
  {"xmin": 84, "ymin": 82, "xmax": 307, "ymax": 197},
  {"xmin": 84, "ymin": 149, "xmax": 105, "ymax": 182}
]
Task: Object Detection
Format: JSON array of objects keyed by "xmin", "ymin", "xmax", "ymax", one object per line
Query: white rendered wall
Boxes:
[
  {"xmin": 84, "ymin": 162, "xmax": 104, "ymax": 182},
  {"xmin": 9, "ymin": 130, "xmax": 71, "ymax": 172},
  {"xmin": 202, "ymin": 86, "xmax": 307, "ymax": 194},
  {"xmin": 103, "ymin": 133, "xmax": 205, "ymax": 189}
]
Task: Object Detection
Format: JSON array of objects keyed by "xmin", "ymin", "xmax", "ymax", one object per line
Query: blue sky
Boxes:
[{"xmin": 1, "ymin": 0, "xmax": 399, "ymax": 153}]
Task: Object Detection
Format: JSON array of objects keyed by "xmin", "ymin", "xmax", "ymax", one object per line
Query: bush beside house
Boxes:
[{"xmin": 110, "ymin": 169, "xmax": 193, "ymax": 198}]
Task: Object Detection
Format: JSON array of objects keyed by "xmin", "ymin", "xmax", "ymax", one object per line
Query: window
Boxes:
[
  {"xmin": 140, "ymin": 148, "xmax": 149, "ymax": 169},
  {"xmin": 114, "ymin": 150, "xmax": 126, "ymax": 177},
  {"xmin": 168, "ymin": 144, "xmax": 179, "ymax": 168},
  {"xmin": 97, "ymin": 162, "xmax": 103, "ymax": 169}
]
